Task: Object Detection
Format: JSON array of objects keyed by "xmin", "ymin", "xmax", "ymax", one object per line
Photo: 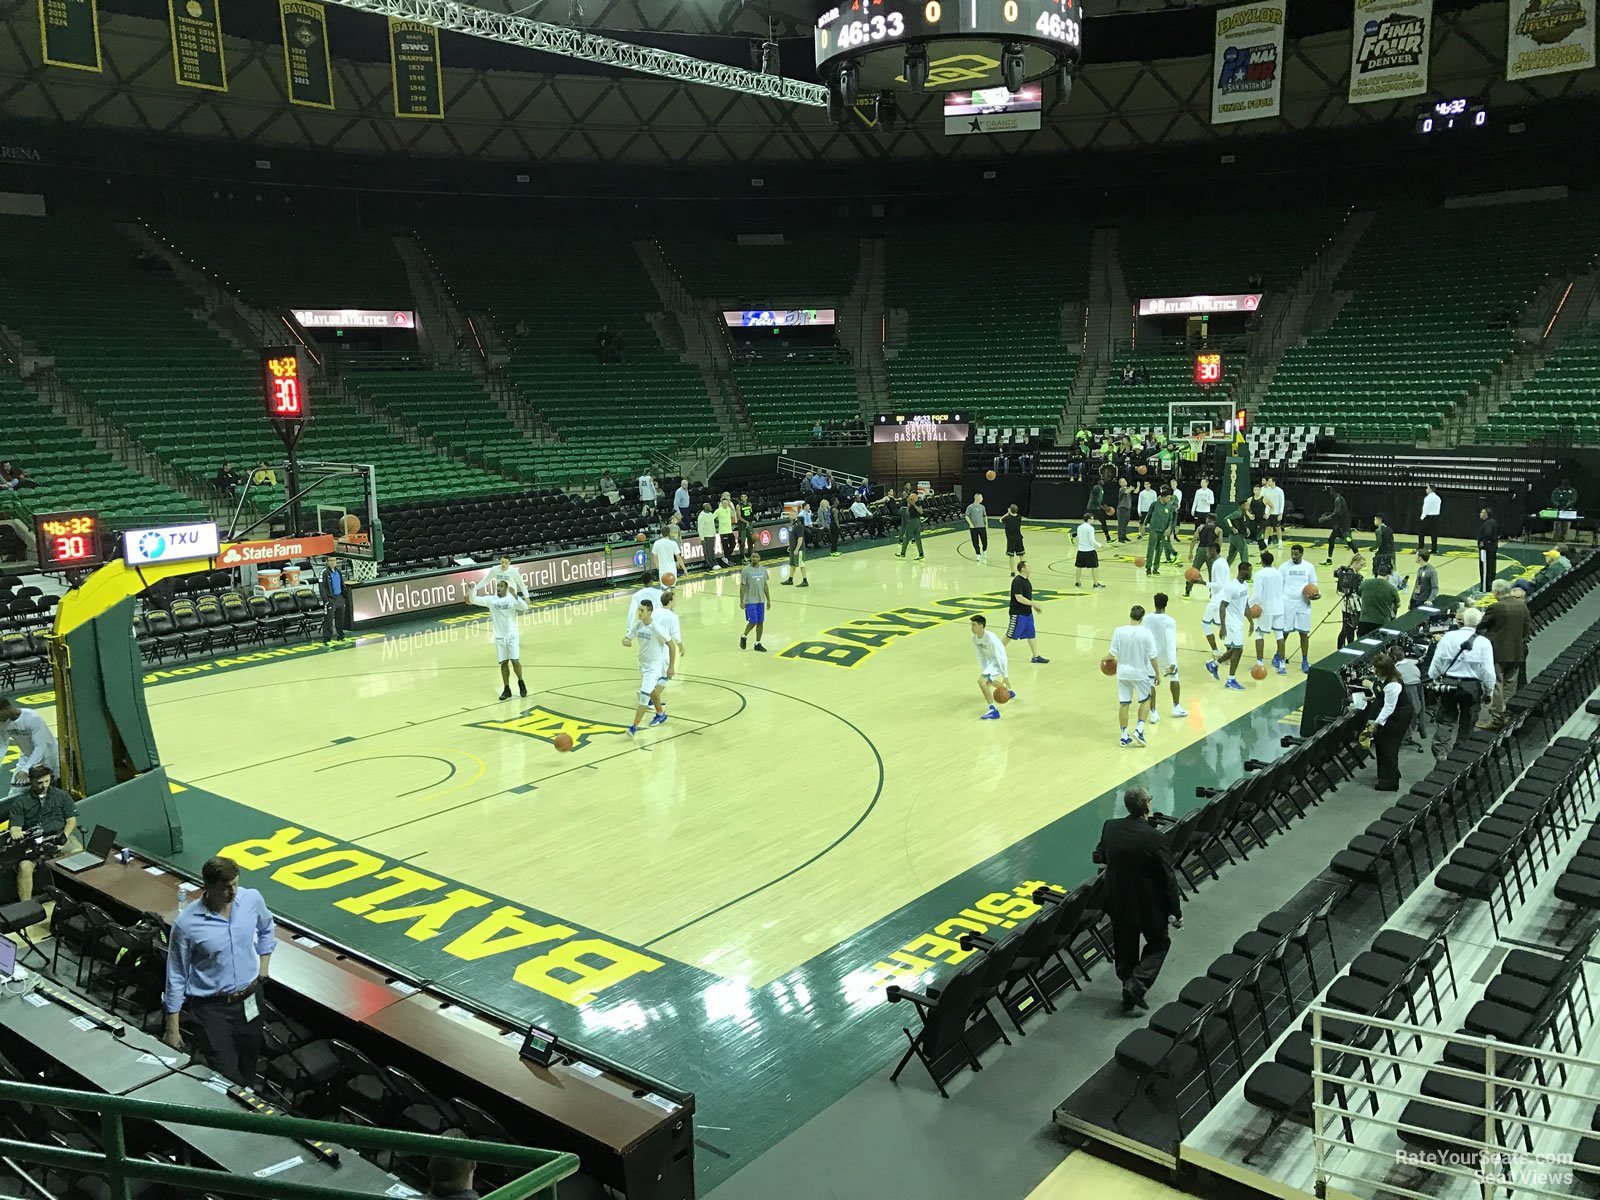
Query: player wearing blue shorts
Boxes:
[
  {"xmin": 738, "ymin": 551, "xmax": 771, "ymax": 652},
  {"xmin": 1003, "ymin": 560, "xmax": 1048, "ymax": 663}
]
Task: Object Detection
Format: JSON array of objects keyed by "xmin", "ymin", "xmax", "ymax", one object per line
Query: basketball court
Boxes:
[{"xmin": 71, "ymin": 521, "xmax": 1487, "ymax": 1185}]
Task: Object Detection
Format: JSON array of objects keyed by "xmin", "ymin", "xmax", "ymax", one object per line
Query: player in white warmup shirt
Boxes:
[
  {"xmin": 651, "ymin": 530, "xmax": 684, "ymax": 586},
  {"xmin": 1207, "ymin": 561, "xmax": 1252, "ymax": 689},
  {"xmin": 1200, "ymin": 542, "xmax": 1231, "ymax": 655},
  {"xmin": 971, "ymin": 614, "xmax": 1013, "ymax": 720},
  {"xmin": 1251, "ymin": 549, "xmax": 1288, "ymax": 676},
  {"xmin": 468, "ymin": 578, "xmax": 531, "ymax": 699},
  {"xmin": 1109, "ymin": 605, "xmax": 1160, "ymax": 746},
  {"xmin": 1074, "ymin": 514, "xmax": 1104, "ymax": 590},
  {"xmin": 1277, "ymin": 543, "xmax": 1320, "ymax": 672},
  {"xmin": 1261, "ymin": 477, "xmax": 1287, "ymax": 549},
  {"xmin": 628, "ymin": 598, "xmax": 677, "ymax": 735},
  {"xmin": 1144, "ymin": 593, "xmax": 1186, "ymax": 719},
  {"xmin": 486, "ymin": 555, "xmax": 528, "ymax": 600},
  {"xmin": 622, "ymin": 581, "xmax": 663, "ymax": 643}
]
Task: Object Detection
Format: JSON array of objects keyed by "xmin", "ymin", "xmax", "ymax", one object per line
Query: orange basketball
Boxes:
[
  {"xmin": 1136, "ymin": 465, "xmax": 1148, "ymax": 475},
  {"xmin": 993, "ymin": 686, "xmax": 1012, "ymax": 704},
  {"xmin": 554, "ymin": 733, "xmax": 575, "ymax": 752},
  {"xmin": 1250, "ymin": 664, "xmax": 1269, "ymax": 680},
  {"xmin": 1247, "ymin": 603, "xmax": 1263, "ymax": 619},
  {"xmin": 1185, "ymin": 566, "xmax": 1203, "ymax": 582},
  {"xmin": 635, "ymin": 531, "xmax": 646, "ymax": 543},
  {"xmin": 1134, "ymin": 555, "xmax": 1146, "ymax": 569},
  {"xmin": 662, "ymin": 572, "xmax": 676, "ymax": 587},
  {"xmin": 1100, "ymin": 655, "xmax": 1118, "ymax": 676},
  {"xmin": 985, "ymin": 470, "xmax": 997, "ymax": 481},
  {"xmin": 1303, "ymin": 584, "xmax": 1321, "ymax": 601}
]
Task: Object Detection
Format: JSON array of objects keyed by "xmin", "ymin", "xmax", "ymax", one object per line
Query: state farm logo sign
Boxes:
[{"xmin": 217, "ymin": 535, "xmax": 337, "ymax": 566}]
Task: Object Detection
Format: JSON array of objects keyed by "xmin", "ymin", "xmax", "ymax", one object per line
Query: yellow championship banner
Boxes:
[
  {"xmin": 389, "ymin": 18, "xmax": 444, "ymax": 119},
  {"xmin": 281, "ymin": 0, "xmax": 335, "ymax": 109},
  {"xmin": 170, "ymin": 0, "xmax": 227, "ymax": 92},
  {"xmin": 40, "ymin": 0, "xmax": 102, "ymax": 72}
]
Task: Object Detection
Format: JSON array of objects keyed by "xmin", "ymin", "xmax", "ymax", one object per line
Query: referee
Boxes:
[{"xmin": 163, "ymin": 856, "xmax": 276, "ymax": 1083}]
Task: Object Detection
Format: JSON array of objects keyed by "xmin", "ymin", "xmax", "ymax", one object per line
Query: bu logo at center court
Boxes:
[{"xmin": 472, "ymin": 707, "xmax": 629, "ymax": 751}]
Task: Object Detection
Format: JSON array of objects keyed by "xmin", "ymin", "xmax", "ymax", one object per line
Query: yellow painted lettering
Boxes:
[
  {"xmin": 441, "ymin": 906, "xmax": 576, "ymax": 961},
  {"xmin": 904, "ymin": 933, "xmax": 974, "ymax": 965},
  {"xmin": 334, "ymin": 866, "xmax": 445, "ymax": 915},
  {"xmin": 975, "ymin": 892, "xmax": 1040, "ymax": 920},
  {"xmin": 934, "ymin": 917, "xmax": 992, "ymax": 938},
  {"xmin": 273, "ymin": 850, "xmax": 384, "ymax": 891},
  {"xmin": 886, "ymin": 949, "xmax": 933, "ymax": 970},
  {"xmin": 513, "ymin": 939, "xmax": 664, "ymax": 1005},
  {"xmin": 364, "ymin": 888, "xmax": 492, "ymax": 941},
  {"xmin": 869, "ymin": 959, "xmax": 925, "ymax": 985},
  {"xmin": 778, "ymin": 640, "xmax": 868, "ymax": 667},
  {"xmin": 217, "ymin": 827, "xmax": 336, "ymax": 871}
]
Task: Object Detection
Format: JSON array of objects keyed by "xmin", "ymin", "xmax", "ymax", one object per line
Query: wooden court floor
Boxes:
[{"xmin": 120, "ymin": 522, "xmax": 1486, "ymax": 1186}]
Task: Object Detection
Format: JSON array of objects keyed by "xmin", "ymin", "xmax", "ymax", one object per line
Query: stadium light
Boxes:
[
  {"xmin": 904, "ymin": 44, "xmax": 929, "ymax": 93},
  {"xmin": 1001, "ymin": 41, "xmax": 1026, "ymax": 93}
]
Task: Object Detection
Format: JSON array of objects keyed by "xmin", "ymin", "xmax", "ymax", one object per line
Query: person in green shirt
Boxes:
[
  {"xmin": 1087, "ymin": 477, "xmax": 1110, "ymax": 539},
  {"xmin": 1158, "ymin": 447, "xmax": 1176, "ymax": 474},
  {"xmin": 896, "ymin": 490, "xmax": 925, "ymax": 560},
  {"xmin": 1356, "ymin": 573, "xmax": 1400, "ymax": 637},
  {"xmin": 1531, "ymin": 546, "xmax": 1571, "ymax": 589},
  {"xmin": 1222, "ymin": 508, "xmax": 1251, "ymax": 568},
  {"xmin": 1551, "ymin": 480, "xmax": 1578, "ymax": 542},
  {"xmin": 1145, "ymin": 491, "xmax": 1174, "ymax": 576}
]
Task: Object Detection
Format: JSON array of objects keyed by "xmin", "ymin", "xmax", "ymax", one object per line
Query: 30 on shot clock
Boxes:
[
  {"xmin": 261, "ymin": 348, "xmax": 309, "ymax": 422},
  {"xmin": 1194, "ymin": 353, "xmax": 1224, "ymax": 387},
  {"xmin": 35, "ymin": 509, "xmax": 104, "ymax": 573}
]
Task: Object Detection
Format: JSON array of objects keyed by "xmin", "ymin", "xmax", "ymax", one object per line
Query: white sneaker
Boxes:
[
  {"xmin": 1148, "ymin": 709, "xmax": 1160, "ymax": 724},
  {"xmin": 1172, "ymin": 705, "xmax": 1188, "ymax": 717}
]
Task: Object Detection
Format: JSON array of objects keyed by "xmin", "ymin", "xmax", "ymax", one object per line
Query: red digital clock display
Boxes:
[
  {"xmin": 1194, "ymin": 352, "xmax": 1223, "ymax": 387},
  {"xmin": 35, "ymin": 510, "xmax": 104, "ymax": 573},
  {"xmin": 262, "ymin": 349, "xmax": 308, "ymax": 422}
]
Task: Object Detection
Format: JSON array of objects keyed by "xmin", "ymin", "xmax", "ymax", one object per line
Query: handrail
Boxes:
[{"xmin": 0, "ymin": 1079, "xmax": 578, "ymax": 1200}]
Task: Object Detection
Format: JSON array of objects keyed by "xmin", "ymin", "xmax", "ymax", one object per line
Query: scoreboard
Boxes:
[
  {"xmin": 261, "ymin": 348, "xmax": 308, "ymax": 422},
  {"xmin": 36, "ymin": 510, "xmax": 103, "ymax": 573},
  {"xmin": 1194, "ymin": 353, "xmax": 1224, "ymax": 388}
]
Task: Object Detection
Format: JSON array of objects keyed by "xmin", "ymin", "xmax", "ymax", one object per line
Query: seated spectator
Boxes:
[
  {"xmin": 214, "ymin": 461, "xmax": 242, "ymax": 498},
  {"xmin": 1526, "ymin": 546, "xmax": 1571, "ymax": 591},
  {"xmin": 0, "ymin": 461, "xmax": 36, "ymax": 490},
  {"xmin": 849, "ymin": 496, "xmax": 883, "ymax": 536},
  {"xmin": 250, "ymin": 459, "xmax": 278, "ymax": 487},
  {"xmin": 426, "ymin": 1132, "xmax": 480, "ymax": 1200},
  {"xmin": 812, "ymin": 421, "xmax": 824, "ymax": 442}
]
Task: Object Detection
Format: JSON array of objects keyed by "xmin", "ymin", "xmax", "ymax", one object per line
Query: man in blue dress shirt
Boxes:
[{"xmin": 163, "ymin": 856, "xmax": 276, "ymax": 1083}]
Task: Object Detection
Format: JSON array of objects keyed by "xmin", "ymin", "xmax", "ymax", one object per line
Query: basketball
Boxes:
[
  {"xmin": 1136, "ymin": 465, "xmax": 1148, "ymax": 475},
  {"xmin": 1104, "ymin": 506, "xmax": 1115, "ymax": 517},
  {"xmin": 1133, "ymin": 555, "xmax": 1146, "ymax": 569},
  {"xmin": 1185, "ymin": 566, "xmax": 1202, "ymax": 582},
  {"xmin": 1303, "ymin": 584, "xmax": 1321, "ymax": 600},
  {"xmin": 1247, "ymin": 603, "xmax": 1263, "ymax": 619},
  {"xmin": 1250, "ymin": 664, "xmax": 1269, "ymax": 680},
  {"xmin": 635, "ymin": 531, "xmax": 646, "ymax": 543},
  {"xmin": 985, "ymin": 470, "xmax": 997, "ymax": 481},
  {"xmin": 993, "ymin": 686, "xmax": 1012, "ymax": 704},
  {"xmin": 554, "ymin": 733, "xmax": 575, "ymax": 752},
  {"xmin": 1100, "ymin": 655, "xmax": 1118, "ymax": 676},
  {"xmin": 662, "ymin": 572, "xmax": 676, "ymax": 587}
]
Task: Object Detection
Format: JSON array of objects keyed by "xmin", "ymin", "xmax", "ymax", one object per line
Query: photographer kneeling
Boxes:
[
  {"xmin": 9, "ymin": 765, "xmax": 79, "ymax": 901},
  {"xmin": 1426, "ymin": 608, "xmax": 1497, "ymax": 759}
]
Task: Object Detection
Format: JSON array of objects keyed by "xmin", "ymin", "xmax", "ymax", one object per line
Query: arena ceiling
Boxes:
[{"xmin": 1, "ymin": 0, "xmax": 1596, "ymax": 166}]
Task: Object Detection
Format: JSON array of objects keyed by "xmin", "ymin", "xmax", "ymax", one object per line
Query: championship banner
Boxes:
[
  {"xmin": 169, "ymin": 0, "xmax": 227, "ymax": 92},
  {"xmin": 1507, "ymin": 0, "xmax": 1594, "ymax": 80},
  {"xmin": 1211, "ymin": 3, "xmax": 1286, "ymax": 125},
  {"xmin": 1348, "ymin": 0, "xmax": 1431, "ymax": 105},
  {"xmin": 389, "ymin": 18, "xmax": 443, "ymax": 119},
  {"xmin": 280, "ymin": 0, "xmax": 334, "ymax": 110},
  {"xmin": 40, "ymin": 0, "xmax": 102, "ymax": 72}
]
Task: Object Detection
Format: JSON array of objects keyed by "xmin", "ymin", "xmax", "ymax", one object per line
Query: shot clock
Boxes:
[
  {"xmin": 35, "ymin": 510, "xmax": 104, "ymax": 573},
  {"xmin": 1194, "ymin": 353, "xmax": 1224, "ymax": 388},
  {"xmin": 261, "ymin": 348, "xmax": 308, "ymax": 423}
]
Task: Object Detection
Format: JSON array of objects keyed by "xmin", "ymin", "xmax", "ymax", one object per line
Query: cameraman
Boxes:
[
  {"xmin": 9, "ymin": 765, "xmax": 79, "ymax": 902},
  {"xmin": 1427, "ymin": 608, "xmax": 1496, "ymax": 757},
  {"xmin": 1334, "ymin": 554, "xmax": 1365, "ymax": 649}
]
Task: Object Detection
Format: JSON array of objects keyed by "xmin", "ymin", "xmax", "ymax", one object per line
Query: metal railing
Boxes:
[{"xmin": 0, "ymin": 1079, "xmax": 578, "ymax": 1200}]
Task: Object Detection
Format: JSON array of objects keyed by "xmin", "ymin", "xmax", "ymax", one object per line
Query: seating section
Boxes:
[
  {"xmin": 736, "ymin": 361, "xmax": 859, "ymax": 446},
  {"xmin": 886, "ymin": 224, "xmax": 1089, "ymax": 431},
  {"xmin": 0, "ymin": 374, "xmax": 202, "ymax": 523},
  {"xmin": 159, "ymin": 220, "xmax": 412, "ymax": 311},
  {"xmin": 1097, "ymin": 355, "xmax": 1243, "ymax": 429},
  {"xmin": 425, "ymin": 232, "xmax": 718, "ymax": 481},
  {"xmin": 662, "ymin": 235, "xmax": 856, "ymax": 303},
  {"xmin": 1479, "ymin": 322, "xmax": 1600, "ymax": 443},
  {"xmin": 341, "ymin": 364, "xmax": 544, "ymax": 480},
  {"xmin": 1260, "ymin": 201, "xmax": 1600, "ymax": 440},
  {"xmin": 1120, "ymin": 210, "xmax": 1340, "ymax": 296},
  {"xmin": 0, "ymin": 216, "xmax": 515, "ymax": 513}
]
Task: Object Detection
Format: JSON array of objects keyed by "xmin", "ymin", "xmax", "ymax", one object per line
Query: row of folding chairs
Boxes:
[{"xmin": 135, "ymin": 590, "xmax": 323, "ymax": 663}]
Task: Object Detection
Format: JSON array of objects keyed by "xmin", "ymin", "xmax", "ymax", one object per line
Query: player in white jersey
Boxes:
[
  {"xmin": 628, "ymin": 599, "xmax": 676, "ymax": 735},
  {"xmin": 1206, "ymin": 561, "xmax": 1251, "ymax": 690},
  {"xmin": 970, "ymin": 614, "xmax": 1013, "ymax": 720},
  {"xmin": 1145, "ymin": 593, "xmax": 1187, "ymax": 719},
  {"xmin": 1277, "ymin": 543, "xmax": 1320, "ymax": 672},
  {"xmin": 647, "ymin": 590, "xmax": 685, "ymax": 724},
  {"xmin": 650, "ymin": 530, "xmax": 684, "ymax": 586},
  {"xmin": 1251, "ymin": 549, "xmax": 1288, "ymax": 676},
  {"xmin": 1074, "ymin": 514, "xmax": 1104, "ymax": 590},
  {"xmin": 1109, "ymin": 605, "xmax": 1160, "ymax": 746},
  {"xmin": 1262, "ymin": 477, "xmax": 1287, "ymax": 548},
  {"xmin": 467, "ymin": 579, "xmax": 531, "ymax": 699},
  {"xmin": 622, "ymin": 580, "xmax": 663, "ymax": 643},
  {"xmin": 486, "ymin": 555, "xmax": 528, "ymax": 600},
  {"xmin": 1200, "ymin": 543, "xmax": 1230, "ymax": 654}
]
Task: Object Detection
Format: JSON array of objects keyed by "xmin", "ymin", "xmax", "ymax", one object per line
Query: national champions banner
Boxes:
[
  {"xmin": 1348, "ymin": 0, "xmax": 1432, "ymax": 105},
  {"xmin": 1211, "ymin": 3, "xmax": 1287, "ymax": 125},
  {"xmin": 1506, "ymin": 0, "xmax": 1594, "ymax": 80}
]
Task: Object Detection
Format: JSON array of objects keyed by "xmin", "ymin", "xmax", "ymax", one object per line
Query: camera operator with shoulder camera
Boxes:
[
  {"xmin": 1427, "ymin": 607, "xmax": 1497, "ymax": 758},
  {"xmin": 8, "ymin": 765, "xmax": 79, "ymax": 902}
]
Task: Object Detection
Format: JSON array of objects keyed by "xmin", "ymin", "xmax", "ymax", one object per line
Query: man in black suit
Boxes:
[{"xmin": 1093, "ymin": 786, "xmax": 1184, "ymax": 1014}]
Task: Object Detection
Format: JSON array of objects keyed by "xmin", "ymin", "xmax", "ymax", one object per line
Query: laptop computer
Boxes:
[
  {"xmin": 0, "ymin": 937, "xmax": 15, "ymax": 981},
  {"xmin": 55, "ymin": 825, "xmax": 116, "ymax": 874}
]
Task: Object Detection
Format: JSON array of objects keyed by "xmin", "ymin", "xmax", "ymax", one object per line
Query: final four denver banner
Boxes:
[
  {"xmin": 1348, "ymin": 0, "xmax": 1432, "ymax": 104},
  {"xmin": 1507, "ymin": 0, "xmax": 1594, "ymax": 80}
]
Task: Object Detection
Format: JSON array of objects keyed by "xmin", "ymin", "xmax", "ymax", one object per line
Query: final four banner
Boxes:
[
  {"xmin": 1506, "ymin": 0, "xmax": 1594, "ymax": 80},
  {"xmin": 1347, "ymin": 0, "xmax": 1432, "ymax": 105},
  {"xmin": 280, "ymin": 0, "xmax": 334, "ymax": 109},
  {"xmin": 1211, "ymin": 2, "xmax": 1287, "ymax": 125}
]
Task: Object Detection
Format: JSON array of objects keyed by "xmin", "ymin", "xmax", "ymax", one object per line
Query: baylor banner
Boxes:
[
  {"xmin": 1348, "ymin": 0, "xmax": 1431, "ymax": 104},
  {"xmin": 280, "ymin": 0, "xmax": 334, "ymax": 109},
  {"xmin": 170, "ymin": 0, "xmax": 227, "ymax": 92},
  {"xmin": 40, "ymin": 0, "xmax": 102, "ymax": 71},
  {"xmin": 1507, "ymin": 0, "xmax": 1594, "ymax": 80},
  {"xmin": 389, "ymin": 18, "xmax": 443, "ymax": 119},
  {"xmin": 1211, "ymin": 2, "xmax": 1286, "ymax": 125}
]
